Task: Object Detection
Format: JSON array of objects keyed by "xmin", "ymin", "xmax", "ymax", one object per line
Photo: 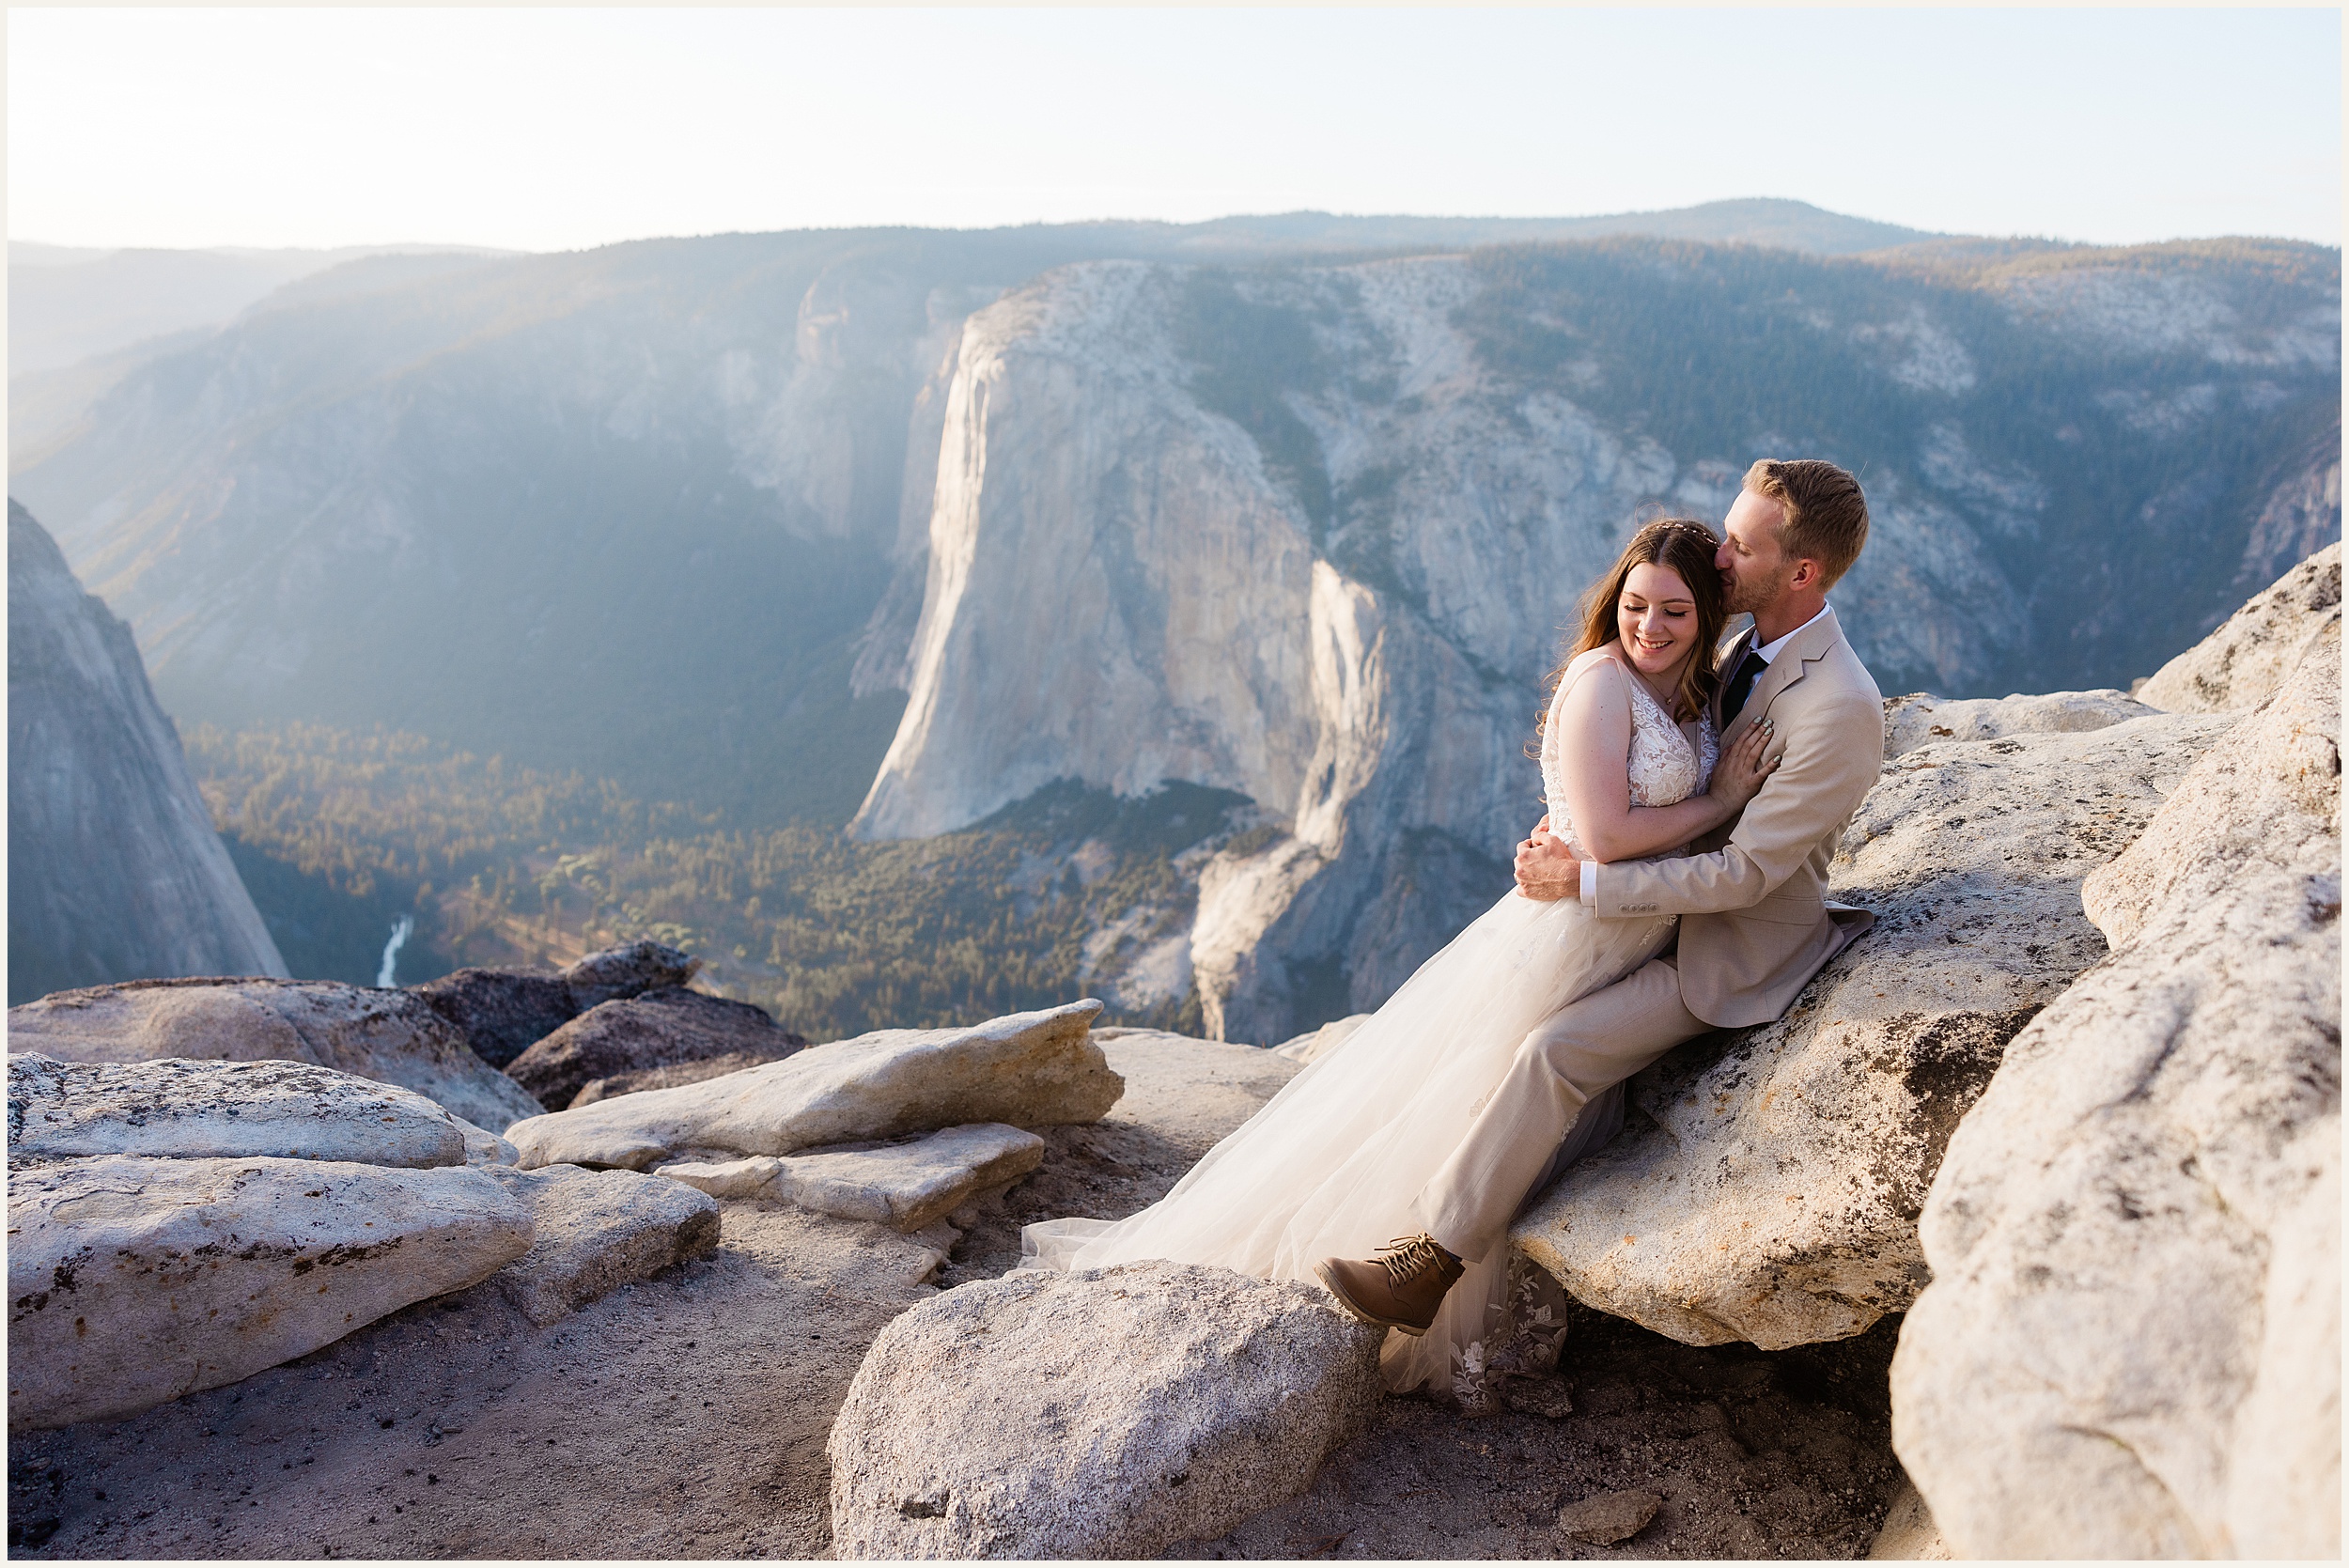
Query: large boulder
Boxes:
[
  {"xmin": 1511, "ymin": 709, "xmax": 2232, "ymax": 1349},
  {"xmin": 828, "ymin": 1259, "xmax": 1384, "ymax": 1559},
  {"xmin": 504, "ymin": 1001, "xmax": 1119, "ymax": 1172},
  {"xmin": 1881, "ymin": 688, "xmax": 2153, "ymax": 758},
  {"xmin": 2137, "ymin": 539, "xmax": 2341, "ymax": 713},
  {"xmin": 8, "ymin": 1053, "xmax": 472, "ymax": 1170},
  {"xmin": 506, "ymin": 987, "xmax": 807, "ymax": 1110},
  {"xmin": 560, "ymin": 939, "xmax": 700, "ymax": 1010},
  {"xmin": 7, "ymin": 978, "xmax": 544, "ymax": 1133},
  {"xmin": 469, "ymin": 1163, "xmax": 720, "ymax": 1325},
  {"xmin": 410, "ymin": 967, "xmax": 579, "ymax": 1069},
  {"xmin": 8, "ymin": 1154, "xmax": 532, "ymax": 1432},
  {"xmin": 1891, "ymin": 623, "xmax": 2341, "ymax": 1558},
  {"xmin": 658, "ymin": 1123, "xmax": 1046, "ymax": 1232}
]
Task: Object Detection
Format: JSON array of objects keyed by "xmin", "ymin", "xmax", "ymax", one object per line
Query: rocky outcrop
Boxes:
[
  {"xmin": 8, "ymin": 1154, "xmax": 532, "ymax": 1432},
  {"xmin": 505, "ymin": 1001, "xmax": 1119, "ymax": 1172},
  {"xmin": 827, "ymin": 1259, "xmax": 1384, "ymax": 1559},
  {"xmin": 411, "ymin": 968, "xmax": 579, "ymax": 1069},
  {"xmin": 2138, "ymin": 539, "xmax": 2341, "ymax": 714},
  {"xmin": 1890, "ymin": 620, "xmax": 2341, "ymax": 1558},
  {"xmin": 1881, "ymin": 687, "xmax": 2153, "ymax": 757},
  {"xmin": 468, "ymin": 1164, "xmax": 720, "ymax": 1326},
  {"xmin": 8, "ymin": 1053, "xmax": 473, "ymax": 1170},
  {"xmin": 6, "ymin": 501, "xmax": 286, "ymax": 1004},
  {"xmin": 1511, "ymin": 709, "xmax": 2232, "ymax": 1349},
  {"xmin": 659, "ymin": 1124, "xmax": 1045, "ymax": 1233},
  {"xmin": 412, "ymin": 940, "xmax": 701, "ymax": 1069},
  {"xmin": 506, "ymin": 986, "xmax": 805, "ymax": 1110},
  {"xmin": 6, "ymin": 977, "xmax": 545, "ymax": 1133}
]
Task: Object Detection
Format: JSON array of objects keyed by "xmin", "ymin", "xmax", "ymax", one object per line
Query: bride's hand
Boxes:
[{"xmin": 1709, "ymin": 720, "xmax": 1780, "ymax": 812}]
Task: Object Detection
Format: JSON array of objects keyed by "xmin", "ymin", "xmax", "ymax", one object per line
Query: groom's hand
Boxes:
[{"xmin": 1514, "ymin": 830, "xmax": 1580, "ymax": 902}]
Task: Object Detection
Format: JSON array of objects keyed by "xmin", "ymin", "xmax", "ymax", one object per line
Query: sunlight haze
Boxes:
[{"xmin": 8, "ymin": 7, "xmax": 2341, "ymax": 253}]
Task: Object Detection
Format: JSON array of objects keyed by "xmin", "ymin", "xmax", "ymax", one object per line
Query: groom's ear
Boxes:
[{"xmin": 1787, "ymin": 555, "xmax": 1827, "ymax": 592}]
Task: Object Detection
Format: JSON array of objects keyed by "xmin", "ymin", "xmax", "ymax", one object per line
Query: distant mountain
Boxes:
[
  {"xmin": 6, "ymin": 240, "xmax": 515, "ymax": 376},
  {"xmin": 8, "ymin": 500, "xmax": 288, "ymax": 1003},
  {"xmin": 8, "ymin": 211, "xmax": 2337, "ymax": 1035}
]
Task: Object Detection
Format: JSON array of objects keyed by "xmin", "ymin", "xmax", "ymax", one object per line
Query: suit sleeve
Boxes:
[{"xmin": 1594, "ymin": 691, "xmax": 1884, "ymax": 918}]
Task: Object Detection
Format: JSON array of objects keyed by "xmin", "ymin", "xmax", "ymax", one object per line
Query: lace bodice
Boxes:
[{"xmin": 1540, "ymin": 655, "xmax": 1718, "ymax": 853}]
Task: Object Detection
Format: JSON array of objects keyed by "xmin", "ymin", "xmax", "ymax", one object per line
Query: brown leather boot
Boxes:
[{"xmin": 1313, "ymin": 1233, "xmax": 1466, "ymax": 1336}]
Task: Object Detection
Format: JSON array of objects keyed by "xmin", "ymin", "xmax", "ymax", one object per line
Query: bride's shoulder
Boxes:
[
  {"xmin": 1553, "ymin": 645, "xmax": 1636, "ymax": 708},
  {"xmin": 1560, "ymin": 644, "xmax": 1634, "ymax": 689}
]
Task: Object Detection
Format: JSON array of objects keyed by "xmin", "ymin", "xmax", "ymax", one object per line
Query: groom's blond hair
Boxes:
[{"xmin": 1744, "ymin": 459, "xmax": 1869, "ymax": 587}]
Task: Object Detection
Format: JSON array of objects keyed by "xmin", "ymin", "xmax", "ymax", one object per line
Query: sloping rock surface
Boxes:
[
  {"xmin": 410, "ymin": 968, "xmax": 578, "ymax": 1070},
  {"xmin": 469, "ymin": 1164, "xmax": 720, "ymax": 1326},
  {"xmin": 1880, "ymin": 688, "xmax": 2152, "ymax": 758},
  {"xmin": 506, "ymin": 987, "xmax": 807, "ymax": 1111},
  {"xmin": 6, "ymin": 978, "xmax": 545, "ymax": 1133},
  {"xmin": 570, "ymin": 1051, "xmax": 785, "ymax": 1108},
  {"xmin": 6, "ymin": 500, "xmax": 287, "ymax": 1004},
  {"xmin": 660, "ymin": 1124, "xmax": 1046, "ymax": 1232},
  {"xmin": 1512, "ymin": 710, "xmax": 2232, "ymax": 1349},
  {"xmin": 7, "ymin": 1154, "xmax": 532, "ymax": 1432},
  {"xmin": 2137, "ymin": 539, "xmax": 2341, "ymax": 713},
  {"xmin": 828, "ymin": 1259, "xmax": 1384, "ymax": 1559},
  {"xmin": 505, "ymin": 1001, "xmax": 1118, "ymax": 1172},
  {"xmin": 1892, "ymin": 623, "xmax": 2341, "ymax": 1559},
  {"xmin": 8, "ymin": 1053, "xmax": 469, "ymax": 1170}
]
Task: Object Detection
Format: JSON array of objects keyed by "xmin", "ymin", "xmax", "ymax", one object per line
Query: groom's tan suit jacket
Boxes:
[{"xmin": 1591, "ymin": 605, "xmax": 1884, "ymax": 1028}]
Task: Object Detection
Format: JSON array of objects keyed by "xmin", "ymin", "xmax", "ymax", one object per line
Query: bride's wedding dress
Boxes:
[{"xmin": 1023, "ymin": 655, "xmax": 1718, "ymax": 1405}]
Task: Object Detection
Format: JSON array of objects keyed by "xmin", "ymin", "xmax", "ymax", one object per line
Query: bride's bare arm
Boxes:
[{"xmin": 1554, "ymin": 658, "xmax": 1775, "ymax": 863}]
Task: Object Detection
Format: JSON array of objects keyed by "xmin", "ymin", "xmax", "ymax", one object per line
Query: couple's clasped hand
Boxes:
[{"xmin": 1513, "ymin": 718, "xmax": 1780, "ymax": 901}]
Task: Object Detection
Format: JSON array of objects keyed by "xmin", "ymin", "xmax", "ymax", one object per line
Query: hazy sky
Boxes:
[{"xmin": 9, "ymin": 7, "xmax": 2341, "ymax": 254}]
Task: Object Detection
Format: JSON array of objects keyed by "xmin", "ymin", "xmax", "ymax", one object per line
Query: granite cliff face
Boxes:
[{"xmin": 7, "ymin": 501, "xmax": 287, "ymax": 1002}]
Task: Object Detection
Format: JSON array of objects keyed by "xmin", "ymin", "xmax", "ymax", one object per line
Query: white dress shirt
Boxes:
[{"xmin": 1576, "ymin": 603, "xmax": 1831, "ymax": 904}]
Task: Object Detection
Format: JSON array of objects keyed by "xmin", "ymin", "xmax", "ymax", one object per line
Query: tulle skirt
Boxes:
[{"xmin": 1022, "ymin": 880, "xmax": 1678, "ymax": 1402}]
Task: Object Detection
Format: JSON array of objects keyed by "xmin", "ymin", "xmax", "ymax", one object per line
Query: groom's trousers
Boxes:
[{"xmin": 1409, "ymin": 955, "xmax": 1706, "ymax": 1263}]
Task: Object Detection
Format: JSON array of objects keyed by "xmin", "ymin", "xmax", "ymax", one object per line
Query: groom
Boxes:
[{"xmin": 1316, "ymin": 458, "xmax": 1887, "ymax": 1333}]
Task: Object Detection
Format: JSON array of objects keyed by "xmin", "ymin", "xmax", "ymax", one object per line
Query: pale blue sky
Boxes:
[{"xmin": 8, "ymin": 7, "xmax": 2341, "ymax": 253}]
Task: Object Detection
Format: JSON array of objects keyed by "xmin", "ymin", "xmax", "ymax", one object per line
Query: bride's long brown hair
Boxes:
[{"xmin": 1532, "ymin": 518, "xmax": 1728, "ymax": 753}]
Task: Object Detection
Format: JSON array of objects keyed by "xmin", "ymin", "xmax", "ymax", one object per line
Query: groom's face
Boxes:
[{"xmin": 1718, "ymin": 490, "xmax": 1797, "ymax": 615}]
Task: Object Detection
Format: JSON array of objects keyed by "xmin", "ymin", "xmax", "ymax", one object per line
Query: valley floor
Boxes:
[{"xmin": 9, "ymin": 1044, "xmax": 1906, "ymax": 1560}]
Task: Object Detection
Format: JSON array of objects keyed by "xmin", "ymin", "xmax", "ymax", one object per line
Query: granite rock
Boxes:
[
  {"xmin": 1512, "ymin": 711, "xmax": 2231, "ymax": 1349},
  {"xmin": 2137, "ymin": 540, "xmax": 2340, "ymax": 714},
  {"xmin": 7, "ymin": 1154, "xmax": 531, "ymax": 1432},
  {"xmin": 658, "ymin": 1124, "xmax": 1045, "ymax": 1233},
  {"xmin": 827, "ymin": 1259, "xmax": 1384, "ymax": 1558},
  {"xmin": 560, "ymin": 939, "xmax": 701, "ymax": 1011},
  {"xmin": 506, "ymin": 987, "xmax": 806, "ymax": 1111},
  {"xmin": 6, "ymin": 978, "xmax": 546, "ymax": 1133},
  {"xmin": 470, "ymin": 1164, "xmax": 720, "ymax": 1326},
  {"xmin": 410, "ymin": 967, "xmax": 578, "ymax": 1069},
  {"xmin": 1881, "ymin": 688, "xmax": 2153, "ymax": 758},
  {"xmin": 1892, "ymin": 625, "xmax": 2341, "ymax": 1558},
  {"xmin": 7, "ymin": 1053, "xmax": 472, "ymax": 1170},
  {"xmin": 505, "ymin": 1001, "xmax": 1118, "ymax": 1172}
]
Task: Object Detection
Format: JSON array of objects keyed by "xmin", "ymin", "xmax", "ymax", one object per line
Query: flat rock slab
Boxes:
[
  {"xmin": 506, "ymin": 988, "xmax": 807, "ymax": 1111},
  {"xmin": 1895, "ymin": 627, "xmax": 2341, "ymax": 1559},
  {"xmin": 1882, "ymin": 688, "xmax": 2153, "ymax": 757},
  {"xmin": 505, "ymin": 1001, "xmax": 1118, "ymax": 1172},
  {"xmin": 660, "ymin": 1123, "xmax": 1045, "ymax": 1232},
  {"xmin": 472, "ymin": 1164, "xmax": 720, "ymax": 1326},
  {"xmin": 7, "ymin": 979, "xmax": 544, "ymax": 1134},
  {"xmin": 828, "ymin": 1258, "xmax": 1384, "ymax": 1559},
  {"xmin": 8, "ymin": 1053, "xmax": 473, "ymax": 1170},
  {"xmin": 571, "ymin": 1050, "xmax": 786, "ymax": 1107},
  {"xmin": 1091, "ymin": 1030, "xmax": 1302, "ymax": 1155},
  {"xmin": 8, "ymin": 1154, "xmax": 532, "ymax": 1432},
  {"xmin": 1513, "ymin": 710, "xmax": 2232, "ymax": 1349}
]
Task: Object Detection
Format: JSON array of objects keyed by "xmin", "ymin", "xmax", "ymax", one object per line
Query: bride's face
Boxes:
[{"xmin": 1617, "ymin": 563, "xmax": 1699, "ymax": 679}]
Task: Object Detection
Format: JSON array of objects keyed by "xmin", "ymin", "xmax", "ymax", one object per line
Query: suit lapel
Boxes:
[
  {"xmin": 1722, "ymin": 606, "xmax": 1843, "ymax": 743},
  {"xmin": 1711, "ymin": 625, "xmax": 1757, "ymax": 735}
]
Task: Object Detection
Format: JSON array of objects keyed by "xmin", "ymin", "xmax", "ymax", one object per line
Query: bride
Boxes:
[{"xmin": 1022, "ymin": 518, "xmax": 1777, "ymax": 1405}]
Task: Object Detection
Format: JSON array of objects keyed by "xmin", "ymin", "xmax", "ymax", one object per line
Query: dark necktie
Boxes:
[{"xmin": 1720, "ymin": 648, "xmax": 1769, "ymax": 728}]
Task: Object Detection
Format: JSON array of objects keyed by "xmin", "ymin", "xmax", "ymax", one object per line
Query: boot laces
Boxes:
[{"xmin": 1374, "ymin": 1233, "xmax": 1448, "ymax": 1287}]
